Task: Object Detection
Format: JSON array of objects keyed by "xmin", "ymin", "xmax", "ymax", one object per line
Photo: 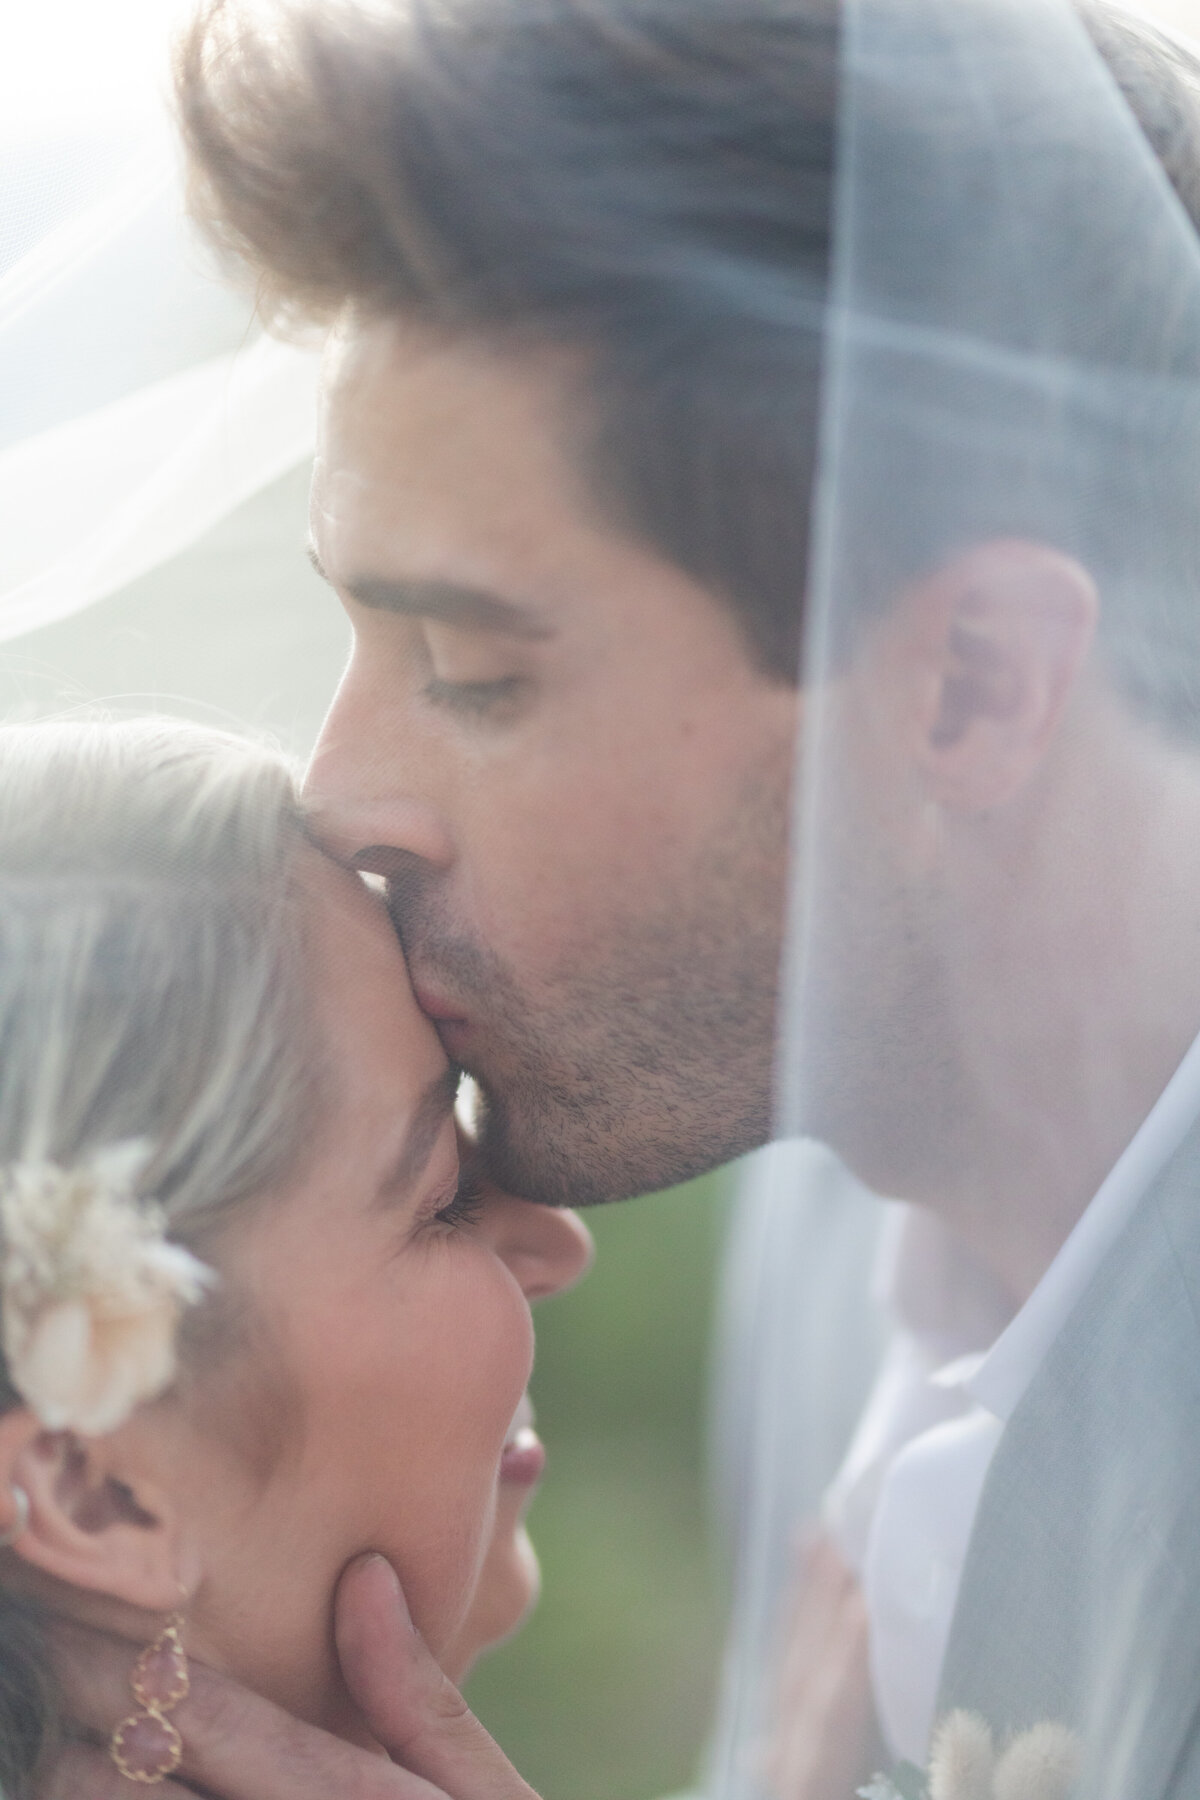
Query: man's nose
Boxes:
[
  {"xmin": 304, "ymin": 682, "xmax": 455, "ymax": 874},
  {"xmin": 482, "ymin": 1195, "xmax": 595, "ymax": 1303}
]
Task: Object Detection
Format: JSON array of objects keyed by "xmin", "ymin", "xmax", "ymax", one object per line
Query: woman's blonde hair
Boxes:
[{"xmin": 0, "ymin": 715, "xmax": 326, "ymax": 1795}]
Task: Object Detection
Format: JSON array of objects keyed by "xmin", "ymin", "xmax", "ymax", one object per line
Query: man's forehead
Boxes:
[
  {"xmin": 311, "ymin": 328, "xmax": 472, "ymax": 587},
  {"xmin": 311, "ymin": 319, "xmax": 621, "ymax": 596},
  {"xmin": 316, "ymin": 318, "xmax": 414, "ymax": 467},
  {"xmin": 320, "ymin": 310, "xmax": 580, "ymax": 417},
  {"xmin": 309, "ymin": 340, "xmax": 575, "ymax": 620},
  {"xmin": 307, "ymin": 451, "xmax": 377, "ymax": 590}
]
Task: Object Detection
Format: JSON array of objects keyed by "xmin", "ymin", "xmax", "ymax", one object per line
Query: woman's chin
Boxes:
[
  {"xmin": 503, "ymin": 1524, "xmax": 542, "ymax": 1633},
  {"xmin": 442, "ymin": 1525, "xmax": 542, "ymax": 1684}
]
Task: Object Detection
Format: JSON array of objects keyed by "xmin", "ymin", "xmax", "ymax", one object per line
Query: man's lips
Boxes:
[
  {"xmin": 412, "ymin": 984, "xmax": 472, "ymax": 1054},
  {"xmin": 411, "ymin": 982, "xmax": 468, "ymax": 1024}
]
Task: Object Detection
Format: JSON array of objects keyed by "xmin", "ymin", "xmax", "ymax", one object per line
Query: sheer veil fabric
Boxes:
[
  {"xmin": 0, "ymin": 0, "xmax": 320, "ymax": 645},
  {"xmin": 716, "ymin": 0, "xmax": 1200, "ymax": 1794},
  {"xmin": 10, "ymin": 0, "xmax": 1200, "ymax": 1795}
]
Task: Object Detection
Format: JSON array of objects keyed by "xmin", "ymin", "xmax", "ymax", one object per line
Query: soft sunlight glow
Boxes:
[
  {"xmin": 3, "ymin": 0, "xmax": 1200, "ymax": 135},
  {"xmin": 1142, "ymin": 0, "xmax": 1200, "ymax": 30},
  {"xmin": 0, "ymin": 0, "xmax": 195, "ymax": 130}
]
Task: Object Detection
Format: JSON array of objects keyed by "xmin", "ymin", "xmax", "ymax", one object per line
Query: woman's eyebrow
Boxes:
[{"xmin": 377, "ymin": 1066, "xmax": 461, "ymax": 1202}]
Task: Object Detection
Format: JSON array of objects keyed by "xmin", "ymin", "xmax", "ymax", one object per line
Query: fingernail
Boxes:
[{"xmin": 359, "ymin": 1553, "xmax": 413, "ymax": 1623}]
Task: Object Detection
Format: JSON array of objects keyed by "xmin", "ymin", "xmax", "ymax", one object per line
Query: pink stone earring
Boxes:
[{"xmin": 109, "ymin": 1613, "xmax": 189, "ymax": 1784}]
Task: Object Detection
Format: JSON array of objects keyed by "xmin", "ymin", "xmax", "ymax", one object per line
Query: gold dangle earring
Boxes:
[{"xmin": 109, "ymin": 1610, "xmax": 189, "ymax": 1784}]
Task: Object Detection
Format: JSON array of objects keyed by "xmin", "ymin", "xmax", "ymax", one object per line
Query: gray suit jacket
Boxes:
[{"xmin": 939, "ymin": 1122, "xmax": 1200, "ymax": 1798}]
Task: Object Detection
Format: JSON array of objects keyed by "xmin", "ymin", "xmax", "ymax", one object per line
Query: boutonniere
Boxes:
[{"xmin": 859, "ymin": 1711, "xmax": 1079, "ymax": 1800}]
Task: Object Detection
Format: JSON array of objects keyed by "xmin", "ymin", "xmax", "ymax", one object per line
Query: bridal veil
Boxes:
[
  {"xmin": 0, "ymin": 0, "xmax": 319, "ymax": 646},
  {"xmin": 718, "ymin": 0, "xmax": 1200, "ymax": 1793},
  {"xmin": 7, "ymin": 0, "xmax": 1200, "ymax": 1794}
]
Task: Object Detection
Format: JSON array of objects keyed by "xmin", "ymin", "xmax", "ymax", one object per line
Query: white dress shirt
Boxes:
[{"xmin": 822, "ymin": 1024, "xmax": 1200, "ymax": 1767}]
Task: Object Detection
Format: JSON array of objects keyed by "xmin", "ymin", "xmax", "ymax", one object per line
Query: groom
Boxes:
[{"xmin": 46, "ymin": 1, "xmax": 1200, "ymax": 1796}]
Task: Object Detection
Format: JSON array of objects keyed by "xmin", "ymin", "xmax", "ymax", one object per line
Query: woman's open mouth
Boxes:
[{"xmin": 500, "ymin": 1393, "xmax": 545, "ymax": 1487}]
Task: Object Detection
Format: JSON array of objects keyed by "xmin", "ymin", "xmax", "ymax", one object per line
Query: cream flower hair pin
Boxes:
[
  {"xmin": 860, "ymin": 1712, "xmax": 1080, "ymax": 1800},
  {"xmin": 0, "ymin": 1142, "xmax": 214, "ymax": 1436}
]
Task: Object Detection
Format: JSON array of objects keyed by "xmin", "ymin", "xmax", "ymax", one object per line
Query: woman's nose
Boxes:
[{"xmin": 483, "ymin": 1194, "xmax": 595, "ymax": 1302}]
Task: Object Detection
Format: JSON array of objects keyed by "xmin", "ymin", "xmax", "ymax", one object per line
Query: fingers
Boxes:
[
  {"xmin": 761, "ymin": 1532, "xmax": 878, "ymax": 1800},
  {"xmin": 48, "ymin": 1614, "xmax": 449, "ymax": 1800},
  {"xmin": 43, "ymin": 1562, "xmax": 542, "ymax": 1800},
  {"xmin": 46, "ymin": 1617, "xmax": 142, "ymax": 1739},
  {"xmin": 336, "ymin": 1554, "xmax": 540, "ymax": 1800},
  {"xmin": 775, "ymin": 1535, "xmax": 861, "ymax": 1702},
  {"xmin": 36, "ymin": 1740, "xmax": 199, "ymax": 1798}
]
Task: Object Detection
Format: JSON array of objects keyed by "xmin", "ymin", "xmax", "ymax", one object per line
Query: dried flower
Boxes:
[
  {"xmin": 0, "ymin": 1143, "xmax": 214, "ymax": 1435},
  {"xmin": 929, "ymin": 1713, "xmax": 995, "ymax": 1800},
  {"xmin": 862, "ymin": 1717, "xmax": 1081, "ymax": 1800},
  {"xmin": 992, "ymin": 1723, "xmax": 1079, "ymax": 1800}
]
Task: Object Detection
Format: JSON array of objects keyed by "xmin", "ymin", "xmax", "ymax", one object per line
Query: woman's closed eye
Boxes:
[{"xmin": 431, "ymin": 1171, "xmax": 486, "ymax": 1231}]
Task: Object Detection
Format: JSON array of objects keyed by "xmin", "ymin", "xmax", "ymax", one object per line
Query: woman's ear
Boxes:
[
  {"xmin": 882, "ymin": 539, "xmax": 1098, "ymax": 812},
  {"xmin": 0, "ymin": 1404, "xmax": 184, "ymax": 1614}
]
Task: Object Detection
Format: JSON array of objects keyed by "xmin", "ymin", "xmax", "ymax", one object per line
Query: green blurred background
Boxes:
[
  {"xmin": 0, "ymin": 468, "xmax": 734, "ymax": 1800},
  {"xmin": 468, "ymin": 1173, "xmax": 731, "ymax": 1800}
]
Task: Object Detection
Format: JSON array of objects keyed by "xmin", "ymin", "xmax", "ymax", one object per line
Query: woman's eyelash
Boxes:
[
  {"xmin": 433, "ymin": 1172, "xmax": 486, "ymax": 1230},
  {"xmin": 421, "ymin": 675, "xmax": 525, "ymax": 718}
]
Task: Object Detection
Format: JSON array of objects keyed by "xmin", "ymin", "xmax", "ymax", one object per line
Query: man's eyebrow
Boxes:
[
  {"xmin": 306, "ymin": 544, "xmax": 550, "ymax": 641},
  {"xmin": 378, "ymin": 1065, "xmax": 461, "ymax": 1202}
]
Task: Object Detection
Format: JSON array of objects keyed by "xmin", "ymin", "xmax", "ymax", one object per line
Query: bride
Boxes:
[{"xmin": 0, "ymin": 714, "xmax": 591, "ymax": 1796}]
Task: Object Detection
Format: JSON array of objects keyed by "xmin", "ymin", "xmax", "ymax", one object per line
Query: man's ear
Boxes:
[
  {"xmin": 0, "ymin": 1405, "xmax": 184, "ymax": 1614},
  {"xmin": 902, "ymin": 539, "xmax": 1097, "ymax": 812}
]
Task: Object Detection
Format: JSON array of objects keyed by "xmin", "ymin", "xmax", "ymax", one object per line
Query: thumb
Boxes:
[{"xmin": 336, "ymin": 1554, "xmax": 541, "ymax": 1800}]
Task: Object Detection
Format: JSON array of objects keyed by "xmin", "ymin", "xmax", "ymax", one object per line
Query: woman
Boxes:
[{"xmin": 0, "ymin": 714, "xmax": 591, "ymax": 1796}]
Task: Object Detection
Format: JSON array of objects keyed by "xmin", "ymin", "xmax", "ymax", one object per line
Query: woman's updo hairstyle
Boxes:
[{"xmin": 0, "ymin": 716, "xmax": 325, "ymax": 1797}]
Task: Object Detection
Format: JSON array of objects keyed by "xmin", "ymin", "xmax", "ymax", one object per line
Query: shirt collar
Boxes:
[
  {"xmin": 969, "ymin": 1022, "xmax": 1200, "ymax": 1423},
  {"xmin": 877, "ymin": 1201, "xmax": 1012, "ymax": 1363}
]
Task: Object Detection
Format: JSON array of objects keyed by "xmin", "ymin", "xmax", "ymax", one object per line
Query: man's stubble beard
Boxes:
[
  {"xmin": 386, "ymin": 777, "xmax": 791, "ymax": 1207},
  {"xmin": 779, "ymin": 740, "xmax": 972, "ymax": 1203}
]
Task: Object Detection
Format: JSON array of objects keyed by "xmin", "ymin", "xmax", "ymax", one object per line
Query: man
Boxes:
[{"xmin": 42, "ymin": 1, "xmax": 1200, "ymax": 1796}]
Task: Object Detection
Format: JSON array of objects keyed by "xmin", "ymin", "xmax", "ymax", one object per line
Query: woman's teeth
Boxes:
[
  {"xmin": 504, "ymin": 1393, "xmax": 535, "ymax": 1446},
  {"xmin": 500, "ymin": 1395, "xmax": 544, "ymax": 1484}
]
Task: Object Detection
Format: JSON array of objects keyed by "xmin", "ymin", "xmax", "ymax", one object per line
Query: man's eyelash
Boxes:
[
  {"xmin": 421, "ymin": 675, "xmax": 525, "ymax": 717},
  {"xmin": 433, "ymin": 1172, "xmax": 486, "ymax": 1230}
]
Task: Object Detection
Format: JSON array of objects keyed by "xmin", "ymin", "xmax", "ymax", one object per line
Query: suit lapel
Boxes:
[{"xmin": 937, "ymin": 1129, "xmax": 1200, "ymax": 1797}]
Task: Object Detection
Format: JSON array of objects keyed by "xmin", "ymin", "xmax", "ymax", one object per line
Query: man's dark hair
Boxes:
[{"xmin": 178, "ymin": 0, "xmax": 1200, "ymax": 683}]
